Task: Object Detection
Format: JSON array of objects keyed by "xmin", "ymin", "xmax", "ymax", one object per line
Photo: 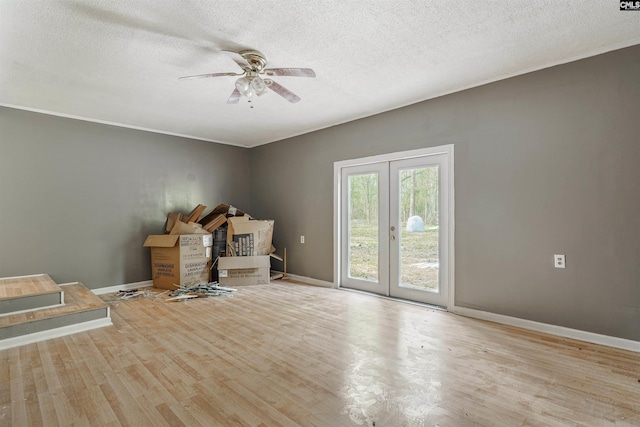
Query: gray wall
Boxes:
[
  {"xmin": 0, "ymin": 108, "xmax": 249, "ymax": 289},
  {"xmin": 249, "ymin": 45, "xmax": 640, "ymax": 341}
]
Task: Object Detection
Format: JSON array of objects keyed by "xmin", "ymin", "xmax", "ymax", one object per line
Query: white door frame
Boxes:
[{"xmin": 333, "ymin": 145, "xmax": 455, "ymax": 309}]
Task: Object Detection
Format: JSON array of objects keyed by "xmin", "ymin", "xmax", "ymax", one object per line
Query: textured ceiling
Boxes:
[{"xmin": 1, "ymin": 1, "xmax": 639, "ymax": 147}]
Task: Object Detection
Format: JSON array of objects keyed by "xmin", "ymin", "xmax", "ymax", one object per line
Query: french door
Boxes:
[{"xmin": 336, "ymin": 146, "xmax": 453, "ymax": 307}]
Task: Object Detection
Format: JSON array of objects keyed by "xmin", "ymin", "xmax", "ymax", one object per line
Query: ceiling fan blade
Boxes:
[
  {"xmin": 264, "ymin": 79, "xmax": 301, "ymax": 103},
  {"xmin": 227, "ymin": 88, "xmax": 242, "ymax": 104},
  {"xmin": 179, "ymin": 72, "xmax": 240, "ymax": 80},
  {"xmin": 222, "ymin": 50, "xmax": 251, "ymax": 71},
  {"xmin": 264, "ymin": 68, "xmax": 316, "ymax": 78}
]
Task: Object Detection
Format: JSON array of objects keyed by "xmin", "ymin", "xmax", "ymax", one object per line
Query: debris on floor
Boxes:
[
  {"xmin": 116, "ymin": 289, "xmax": 146, "ymax": 299},
  {"xmin": 166, "ymin": 294, "xmax": 200, "ymax": 302},
  {"xmin": 112, "ymin": 282, "xmax": 235, "ymax": 304},
  {"xmin": 115, "ymin": 288, "xmax": 169, "ymax": 300},
  {"xmin": 166, "ymin": 282, "xmax": 236, "ymax": 302}
]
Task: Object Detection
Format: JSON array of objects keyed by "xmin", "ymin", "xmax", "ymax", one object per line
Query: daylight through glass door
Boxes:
[
  {"xmin": 397, "ymin": 166, "xmax": 439, "ymax": 292},
  {"xmin": 348, "ymin": 173, "xmax": 379, "ymax": 282},
  {"xmin": 337, "ymin": 146, "xmax": 451, "ymax": 308},
  {"xmin": 340, "ymin": 162, "xmax": 389, "ymax": 294},
  {"xmin": 389, "ymin": 154, "xmax": 449, "ymax": 307}
]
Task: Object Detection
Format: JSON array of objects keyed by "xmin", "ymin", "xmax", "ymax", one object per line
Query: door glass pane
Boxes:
[
  {"xmin": 348, "ymin": 173, "xmax": 379, "ymax": 282},
  {"xmin": 398, "ymin": 166, "xmax": 439, "ymax": 291}
]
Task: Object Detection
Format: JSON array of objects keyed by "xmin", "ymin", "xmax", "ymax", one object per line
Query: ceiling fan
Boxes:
[{"xmin": 179, "ymin": 50, "xmax": 316, "ymax": 105}]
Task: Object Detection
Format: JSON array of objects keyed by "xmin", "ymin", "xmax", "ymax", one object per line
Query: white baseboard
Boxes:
[
  {"xmin": 275, "ymin": 272, "xmax": 335, "ymax": 288},
  {"xmin": 0, "ymin": 317, "xmax": 113, "ymax": 351},
  {"xmin": 92, "ymin": 280, "xmax": 154, "ymax": 295},
  {"xmin": 451, "ymin": 305, "xmax": 640, "ymax": 353},
  {"xmin": 0, "ymin": 273, "xmax": 49, "ymax": 280}
]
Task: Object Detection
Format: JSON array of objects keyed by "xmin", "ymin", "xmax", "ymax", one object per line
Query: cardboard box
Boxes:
[
  {"xmin": 218, "ymin": 256, "xmax": 270, "ymax": 286},
  {"xmin": 227, "ymin": 216, "xmax": 274, "ymax": 256},
  {"xmin": 143, "ymin": 234, "xmax": 213, "ymax": 289}
]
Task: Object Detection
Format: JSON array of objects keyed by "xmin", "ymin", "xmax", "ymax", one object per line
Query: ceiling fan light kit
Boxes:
[
  {"xmin": 180, "ymin": 49, "xmax": 315, "ymax": 106},
  {"xmin": 249, "ymin": 76, "xmax": 267, "ymax": 95}
]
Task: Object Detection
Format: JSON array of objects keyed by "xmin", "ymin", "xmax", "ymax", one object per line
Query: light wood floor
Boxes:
[
  {"xmin": 1, "ymin": 281, "xmax": 638, "ymax": 426},
  {"xmin": 0, "ymin": 274, "xmax": 59, "ymax": 301}
]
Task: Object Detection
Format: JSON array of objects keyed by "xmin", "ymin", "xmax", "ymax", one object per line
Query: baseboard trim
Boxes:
[
  {"xmin": 276, "ymin": 272, "xmax": 335, "ymax": 288},
  {"xmin": 451, "ymin": 305, "xmax": 640, "ymax": 353},
  {"xmin": 92, "ymin": 280, "xmax": 154, "ymax": 295},
  {"xmin": 0, "ymin": 273, "xmax": 49, "ymax": 280},
  {"xmin": 0, "ymin": 317, "xmax": 113, "ymax": 351}
]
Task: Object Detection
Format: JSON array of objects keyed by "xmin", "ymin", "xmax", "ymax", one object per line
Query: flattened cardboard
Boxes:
[{"xmin": 218, "ymin": 256, "xmax": 270, "ymax": 286}]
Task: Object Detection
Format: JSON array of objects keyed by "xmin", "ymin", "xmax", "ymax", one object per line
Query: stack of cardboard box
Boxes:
[{"xmin": 143, "ymin": 204, "xmax": 275, "ymax": 289}]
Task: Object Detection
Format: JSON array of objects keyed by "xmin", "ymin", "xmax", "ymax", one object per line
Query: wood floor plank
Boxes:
[
  {"xmin": 1, "ymin": 281, "xmax": 638, "ymax": 426},
  {"xmin": 0, "ymin": 362, "xmax": 10, "ymax": 424},
  {"xmin": 155, "ymin": 401, "xmax": 203, "ymax": 427},
  {"xmin": 99, "ymin": 373, "xmax": 160, "ymax": 427},
  {"xmin": 155, "ymin": 401, "xmax": 187, "ymax": 427},
  {"xmin": 20, "ymin": 345, "xmax": 45, "ymax": 427},
  {"xmin": 8, "ymin": 348, "xmax": 27, "ymax": 426},
  {"xmin": 30, "ymin": 349, "xmax": 58, "ymax": 427}
]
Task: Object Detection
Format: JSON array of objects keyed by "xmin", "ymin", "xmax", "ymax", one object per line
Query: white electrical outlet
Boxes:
[
  {"xmin": 300, "ymin": 236, "xmax": 305, "ymax": 244},
  {"xmin": 554, "ymin": 254, "xmax": 566, "ymax": 268}
]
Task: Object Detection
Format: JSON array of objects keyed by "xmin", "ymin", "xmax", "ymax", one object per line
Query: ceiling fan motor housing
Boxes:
[{"xmin": 239, "ymin": 50, "xmax": 268, "ymax": 72}]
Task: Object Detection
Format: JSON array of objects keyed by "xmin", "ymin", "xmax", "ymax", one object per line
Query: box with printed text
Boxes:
[{"xmin": 143, "ymin": 233, "xmax": 213, "ymax": 289}]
